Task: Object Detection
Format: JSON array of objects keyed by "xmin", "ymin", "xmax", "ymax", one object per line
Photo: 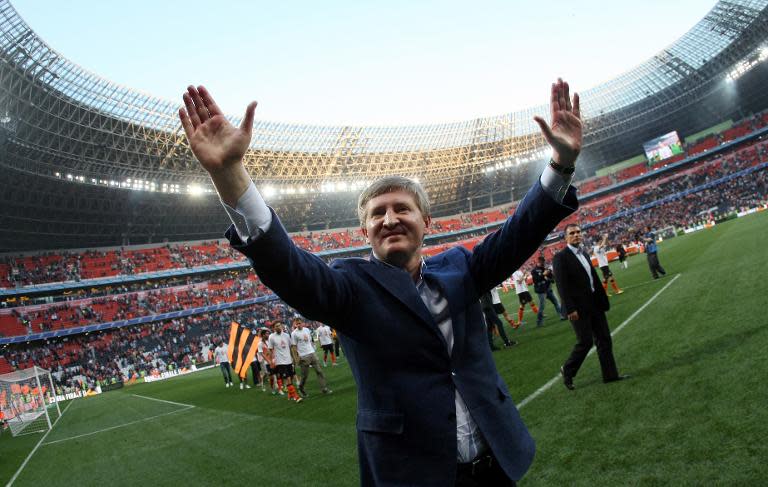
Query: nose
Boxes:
[{"xmin": 383, "ymin": 209, "xmax": 398, "ymax": 228}]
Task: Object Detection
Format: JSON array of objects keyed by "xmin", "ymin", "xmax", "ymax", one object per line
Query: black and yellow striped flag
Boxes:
[{"xmin": 226, "ymin": 322, "xmax": 260, "ymax": 379}]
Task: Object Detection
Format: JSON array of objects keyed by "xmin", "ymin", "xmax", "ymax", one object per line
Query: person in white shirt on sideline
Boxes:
[
  {"xmin": 592, "ymin": 234, "xmax": 623, "ymax": 296},
  {"xmin": 291, "ymin": 318, "xmax": 331, "ymax": 396},
  {"xmin": 258, "ymin": 329, "xmax": 276, "ymax": 393},
  {"xmin": 213, "ymin": 340, "xmax": 233, "ymax": 388},
  {"xmin": 511, "ymin": 270, "xmax": 539, "ymax": 327},
  {"xmin": 267, "ymin": 322, "xmax": 302, "ymax": 403},
  {"xmin": 316, "ymin": 324, "xmax": 337, "ymax": 366},
  {"xmin": 491, "ymin": 286, "xmax": 517, "ymax": 328}
]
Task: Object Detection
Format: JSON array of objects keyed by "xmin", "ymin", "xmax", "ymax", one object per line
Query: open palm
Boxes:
[
  {"xmin": 534, "ymin": 78, "xmax": 583, "ymax": 167},
  {"xmin": 179, "ymin": 85, "xmax": 257, "ymax": 174}
]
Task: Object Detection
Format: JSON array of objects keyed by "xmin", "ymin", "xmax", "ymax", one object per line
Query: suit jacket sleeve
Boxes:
[
  {"xmin": 225, "ymin": 208, "xmax": 353, "ymax": 324},
  {"xmin": 468, "ymin": 180, "xmax": 578, "ymax": 296}
]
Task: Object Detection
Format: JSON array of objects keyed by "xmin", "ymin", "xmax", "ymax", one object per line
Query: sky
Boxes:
[{"xmin": 12, "ymin": 0, "xmax": 715, "ymax": 126}]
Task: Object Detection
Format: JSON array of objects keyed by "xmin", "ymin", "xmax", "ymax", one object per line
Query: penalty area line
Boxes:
[
  {"xmin": 131, "ymin": 393, "xmax": 195, "ymax": 408},
  {"xmin": 41, "ymin": 405, "xmax": 194, "ymax": 446},
  {"xmin": 7, "ymin": 400, "xmax": 73, "ymax": 487},
  {"xmin": 517, "ymin": 273, "xmax": 681, "ymax": 410}
]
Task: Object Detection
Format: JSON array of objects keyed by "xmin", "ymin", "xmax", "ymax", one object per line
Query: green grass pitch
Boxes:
[{"xmin": 2, "ymin": 211, "xmax": 767, "ymax": 485}]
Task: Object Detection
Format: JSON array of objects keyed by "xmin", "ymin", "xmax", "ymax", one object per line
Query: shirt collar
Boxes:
[{"xmin": 370, "ymin": 252, "xmax": 426, "ymax": 283}]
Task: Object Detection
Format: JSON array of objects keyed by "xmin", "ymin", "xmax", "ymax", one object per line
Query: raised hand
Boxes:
[
  {"xmin": 179, "ymin": 86, "xmax": 257, "ymax": 206},
  {"xmin": 533, "ymin": 78, "xmax": 582, "ymax": 168},
  {"xmin": 179, "ymin": 85, "xmax": 257, "ymax": 175}
]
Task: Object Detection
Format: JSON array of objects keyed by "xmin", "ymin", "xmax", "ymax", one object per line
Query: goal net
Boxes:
[
  {"xmin": 657, "ymin": 225, "xmax": 678, "ymax": 240},
  {"xmin": 0, "ymin": 366, "xmax": 62, "ymax": 437}
]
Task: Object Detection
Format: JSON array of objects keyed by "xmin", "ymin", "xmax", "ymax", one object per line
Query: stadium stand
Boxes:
[{"xmin": 1, "ymin": 129, "xmax": 766, "ymax": 342}]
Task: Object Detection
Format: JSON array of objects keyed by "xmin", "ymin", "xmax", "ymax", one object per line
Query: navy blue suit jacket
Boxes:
[{"xmin": 226, "ymin": 181, "xmax": 577, "ymax": 486}]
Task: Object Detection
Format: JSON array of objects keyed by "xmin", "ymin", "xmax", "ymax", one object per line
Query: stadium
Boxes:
[{"xmin": 1, "ymin": 0, "xmax": 767, "ymax": 484}]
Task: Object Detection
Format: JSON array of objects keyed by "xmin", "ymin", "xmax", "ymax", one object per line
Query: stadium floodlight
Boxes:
[
  {"xmin": 188, "ymin": 184, "xmax": 204, "ymax": 196},
  {"xmin": 263, "ymin": 185, "xmax": 277, "ymax": 198},
  {"xmin": 759, "ymin": 46, "xmax": 768, "ymax": 62},
  {"xmin": 0, "ymin": 366, "xmax": 62, "ymax": 437},
  {"xmin": 726, "ymin": 44, "xmax": 768, "ymax": 83}
]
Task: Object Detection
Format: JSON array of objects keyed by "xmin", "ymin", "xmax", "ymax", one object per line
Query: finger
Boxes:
[
  {"xmin": 187, "ymin": 86, "xmax": 210, "ymax": 122},
  {"xmin": 179, "ymin": 108, "xmax": 194, "ymax": 140},
  {"xmin": 557, "ymin": 78, "xmax": 567, "ymax": 113},
  {"xmin": 550, "ymin": 83, "xmax": 558, "ymax": 119},
  {"xmin": 573, "ymin": 92, "xmax": 581, "ymax": 119},
  {"xmin": 183, "ymin": 93, "xmax": 201, "ymax": 128},
  {"xmin": 563, "ymin": 81, "xmax": 572, "ymax": 111},
  {"xmin": 240, "ymin": 101, "xmax": 258, "ymax": 134},
  {"xmin": 533, "ymin": 116, "xmax": 554, "ymax": 144},
  {"xmin": 198, "ymin": 85, "xmax": 223, "ymax": 117}
]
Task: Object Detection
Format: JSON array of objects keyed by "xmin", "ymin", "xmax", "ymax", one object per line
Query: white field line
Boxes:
[
  {"xmin": 517, "ymin": 273, "xmax": 681, "ymax": 410},
  {"xmin": 41, "ymin": 405, "xmax": 194, "ymax": 446},
  {"xmin": 7, "ymin": 400, "xmax": 73, "ymax": 487},
  {"xmin": 619, "ymin": 277, "xmax": 671, "ymax": 291},
  {"xmin": 131, "ymin": 393, "xmax": 195, "ymax": 408}
]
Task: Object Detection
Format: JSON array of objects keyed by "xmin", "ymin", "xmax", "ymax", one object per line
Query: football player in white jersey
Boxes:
[
  {"xmin": 593, "ymin": 235, "xmax": 623, "ymax": 296},
  {"xmin": 511, "ymin": 269, "xmax": 539, "ymax": 327},
  {"xmin": 267, "ymin": 322, "xmax": 302, "ymax": 402},
  {"xmin": 316, "ymin": 324, "xmax": 337, "ymax": 366},
  {"xmin": 291, "ymin": 318, "xmax": 331, "ymax": 396}
]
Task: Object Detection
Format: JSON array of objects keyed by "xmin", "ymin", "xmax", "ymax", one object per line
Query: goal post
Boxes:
[
  {"xmin": 656, "ymin": 225, "xmax": 678, "ymax": 241},
  {"xmin": 0, "ymin": 366, "xmax": 62, "ymax": 437}
]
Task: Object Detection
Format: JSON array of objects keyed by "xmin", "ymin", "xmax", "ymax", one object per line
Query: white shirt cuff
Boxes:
[
  {"xmin": 221, "ymin": 181, "xmax": 272, "ymax": 242},
  {"xmin": 539, "ymin": 165, "xmax": 573, "ymax": 203}
]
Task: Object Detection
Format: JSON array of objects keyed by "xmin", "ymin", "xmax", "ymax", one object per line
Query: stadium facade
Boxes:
[{"xmin": 1, "ymin": 0, "xmax": 768, "ymax": 251}]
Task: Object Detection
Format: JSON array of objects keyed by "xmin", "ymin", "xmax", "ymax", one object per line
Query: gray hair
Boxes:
[{"xmin": 357, "ymin": 176, "xmax": 430, "ymax": 226}]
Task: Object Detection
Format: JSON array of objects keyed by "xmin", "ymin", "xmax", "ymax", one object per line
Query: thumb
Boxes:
[
  {"xmin": 533, "ymin": 116, "xmax": 554, "ymax": 145},
  {"xmin": 240, "ymin": 101, "xmax": 258, "ymax": 134}
]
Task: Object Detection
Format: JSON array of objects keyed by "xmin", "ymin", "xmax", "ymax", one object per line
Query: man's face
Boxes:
[
  {"xmin": 361, "ymin": 190, "xmax": 430, "ymax": 267},
  {"xmin": 565, "ymin": 226, "xmax": 583, "ymax": 246},
  {"xmin": 274, "ymin": 323, "xmax": 283, "ymax": 334}
]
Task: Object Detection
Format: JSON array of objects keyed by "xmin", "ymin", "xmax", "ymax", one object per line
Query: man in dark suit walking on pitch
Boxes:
[{"xmin": 553, "ymin": 224, "xmax": 628, "ymax": 390}]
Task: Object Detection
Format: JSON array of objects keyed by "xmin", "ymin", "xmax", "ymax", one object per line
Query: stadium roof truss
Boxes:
[{"xmin": 1, "ymin": 0, "xmax": 768, "ymax": 208}]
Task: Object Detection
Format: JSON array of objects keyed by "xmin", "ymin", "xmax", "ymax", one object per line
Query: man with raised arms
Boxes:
[{"xmin": 179, "ymin": 79, "xmax": 582, "ymax": 486}]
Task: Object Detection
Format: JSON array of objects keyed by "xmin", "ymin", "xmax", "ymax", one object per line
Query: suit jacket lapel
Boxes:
[
  {"xmin": 360, "ymin": 261, "xmax": 437, "ymax": 331},
  {"xmin": 423, "ymin": 263, "xmax": 466, "ymax": 357},
  {"xmin": 576, "ymin": 249, "xmax": 595, "ymax": 290}
]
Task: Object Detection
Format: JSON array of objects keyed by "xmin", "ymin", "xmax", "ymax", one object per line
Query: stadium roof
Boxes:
[
  {"xmin": 0, "ymin": 0, "xmax": 766, "ymax": 170},
  {"xmin": 2, "ymin": 0, "xmax": 767, "ymax": 154}
]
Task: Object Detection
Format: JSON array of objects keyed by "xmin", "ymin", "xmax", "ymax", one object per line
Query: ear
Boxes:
[
  {"xmin": 423, "ymin": 215, "xmax": 432, "ymax": 229},
  {"xmin": 361, "ymin": 225, "xmax": 369, "ymax": 241}
]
